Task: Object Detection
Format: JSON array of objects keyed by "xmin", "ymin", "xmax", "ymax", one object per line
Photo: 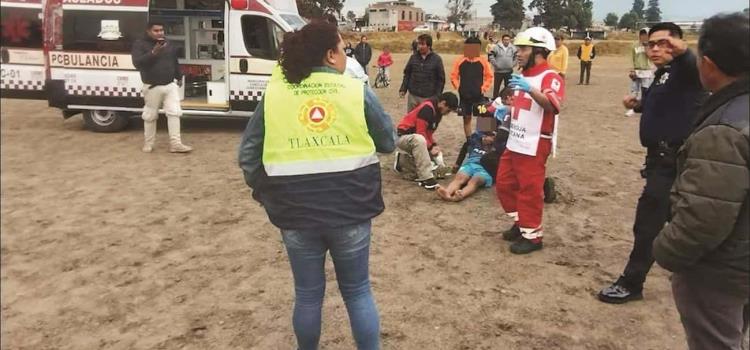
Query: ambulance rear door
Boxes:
[
  {"xmin": 227, "ymin": 0, "xmax": 291, "ymax": 113},
  {"xmin": 1, "ymin": 0, "xmax": 45, "ymax": 99},
  {"xmin": 46, "ymin": 0, "xmax": 148, "ymax": 131}
]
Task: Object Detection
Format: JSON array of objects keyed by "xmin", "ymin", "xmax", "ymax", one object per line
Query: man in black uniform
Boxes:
[{"xmin": 598, "ymin": 22, "xmax": 708, "ymax": 304}]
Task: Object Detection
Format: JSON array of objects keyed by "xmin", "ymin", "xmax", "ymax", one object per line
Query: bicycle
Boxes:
[{"xmin": 372, "ymin": 65, "xmax": 390, "ymax": 88}]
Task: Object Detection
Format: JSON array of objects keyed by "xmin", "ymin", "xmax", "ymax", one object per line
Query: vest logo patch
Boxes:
[{"xmin": 298, "ymin": 98, "xmax": 336, "ymax": 133}]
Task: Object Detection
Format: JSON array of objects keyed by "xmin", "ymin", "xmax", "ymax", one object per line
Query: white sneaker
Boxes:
[
  {"xmin": 169, "ymin": 143, "xmax": 193, "ymax": 153},
  {"xmin": 142, "ymin": 144, "xmax": 154, "ymax": 153},
  {"xmin": 625, "ymin": 109, "xmax": 636, "ymax": 117}
]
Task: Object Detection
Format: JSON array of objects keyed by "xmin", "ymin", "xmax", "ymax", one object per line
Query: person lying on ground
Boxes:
[{"xmin": 437, "ymin": 131, "xmax": 497, "ymax": 202}]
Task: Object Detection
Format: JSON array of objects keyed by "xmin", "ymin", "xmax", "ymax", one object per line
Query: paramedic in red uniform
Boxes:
[
  {"xmin": 131, "ymin": 21, "xmax": 192, "ymax": 153},
  {"xmin": 497, "ymin": 27, "xmax": 565, "ymax": 254}
]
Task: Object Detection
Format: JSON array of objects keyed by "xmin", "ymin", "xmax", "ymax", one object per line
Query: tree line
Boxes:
[
  {"xmin": 491, "ymin": 0, "xmax": 662, "ymax": 31},
  {"xmin": 294, "ymin": 0, "xmax": 665, "ymax": 32}
]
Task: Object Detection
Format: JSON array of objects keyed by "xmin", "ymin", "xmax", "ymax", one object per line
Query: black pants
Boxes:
[
  {"xmin": 493, "ymin": 72, "xmax": 512, "ymax": 99},
  {"xmin": 579, "ymin": 61, "xmax": 592, "ymax": 84},
  {"xmin": 620, "ymin": 151, "xmax": 677, "ymax": 291}
]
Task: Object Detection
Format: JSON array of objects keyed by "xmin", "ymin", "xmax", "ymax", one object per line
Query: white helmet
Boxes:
[{"xmin": 513, "ymin": 27, "xmax": 556, "ymax": 51}]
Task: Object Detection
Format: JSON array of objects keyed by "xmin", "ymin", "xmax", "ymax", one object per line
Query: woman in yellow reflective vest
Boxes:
[{"xmin": 238, "ymin": 21, "xmax": 395, "ymax": 350}]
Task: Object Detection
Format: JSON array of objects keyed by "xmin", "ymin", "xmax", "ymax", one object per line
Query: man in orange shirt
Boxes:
[
  {"xmin": 451, "ymin": 36, "xmax": 494, "ymax": 138},
  {"xmin": 450, "ymin": 37, "xmax": 493, "ymax": 172}
]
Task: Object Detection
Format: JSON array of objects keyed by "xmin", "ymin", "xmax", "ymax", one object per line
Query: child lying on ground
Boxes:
[
  {"xmin": 438, "ymin": 89, "xmax": 513, "ymax": 202},
  {"xmin": 437, "ymin": 131, "xmax": 497, "ymax": 201}
]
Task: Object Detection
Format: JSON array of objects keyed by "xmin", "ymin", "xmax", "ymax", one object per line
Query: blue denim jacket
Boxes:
[{"xmin": 238, "ymin": 66, "xmax": 396, "ymax": 229}]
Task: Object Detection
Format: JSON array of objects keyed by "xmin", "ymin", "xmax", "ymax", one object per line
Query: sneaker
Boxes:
[
  {"xmin": 417, "ymin": 178, "xmax": 439, "ymax": 190},
  {"xmin": 169, "ymin": 143, "xmax": 193, "ymax": 153},
  {"xmin": 597, "ymin": 281, "xmax": 643, "ymax": 304},
  {"xmin": 393, "ymin": 152, "xmax": 402, "ymax": 173},
  {"xmin": 502, "ymin": 224, "xmax": 522, "ymax": 241},
  {"xmin": 510, "ymin": 237, "xmax": 543, "ymax": 254},
  {"xmin": 433, "ymin": 165, "xmax": 453, "ymax": 179},
  {"xmin": 625, "ymin": 109, "xmax": 636, "ymax": 117},
  {"xmin": 142, "ymin": 144, "xmax": 154, "ymax": 153}
]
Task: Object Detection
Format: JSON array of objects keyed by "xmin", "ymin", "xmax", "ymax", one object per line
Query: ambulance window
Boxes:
[
  {"xmin": 0, "ymin": 7, "xmax": 43, "ymax": 49},
  {"xmin": 63, "ymin": 10, "xmax": 146, "ymax": 52},
  {"xmin": 241, "ymin": 16, "xmax": 283, "ymax": 60}
]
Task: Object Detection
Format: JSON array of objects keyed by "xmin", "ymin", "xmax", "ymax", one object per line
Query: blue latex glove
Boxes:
[
  {"xmin": 508, "ymin": 74, "xmax": 531, "ymax": 93},
  {"xmin": 493, "ymin": 105, "xmax": 509, "ymax": 122}
]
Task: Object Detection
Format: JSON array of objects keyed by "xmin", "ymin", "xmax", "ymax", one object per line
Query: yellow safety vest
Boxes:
[
  {"xmin": 579, "ymin": 43, "xmax": 594, "ymax": 62},
  {"xmin": 262, "ymin": 66, "xmax": 377, "ymax": 176}
]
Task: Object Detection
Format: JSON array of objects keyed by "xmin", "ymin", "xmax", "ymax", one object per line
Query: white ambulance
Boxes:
[
  {"xmin": 38, "ymin": 0, "xmax": 305, "ymax": 132},
  {"xmin": 1, "ymin": 0, "xmax": 46, "ymax": 99}
]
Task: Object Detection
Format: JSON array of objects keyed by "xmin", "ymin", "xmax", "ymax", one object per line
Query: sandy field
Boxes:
[{"xmin": 2, "ymin": 54, "xmax": 691, "ymax": 349}]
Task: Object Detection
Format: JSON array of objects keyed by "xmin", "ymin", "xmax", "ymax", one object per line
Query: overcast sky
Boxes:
[{"xmin": 342, "ymin": 0, "xmax": 748, "ymax": 21}]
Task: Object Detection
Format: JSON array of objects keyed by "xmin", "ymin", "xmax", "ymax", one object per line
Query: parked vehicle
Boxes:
[{"xmin": 0, "ymin": 0, "xmax": 305, "ymax": 132}]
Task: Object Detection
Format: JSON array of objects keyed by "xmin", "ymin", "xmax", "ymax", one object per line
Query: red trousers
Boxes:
[{"xmin": 496, "ymin": 139, "xmax": 552, "ymax": 231}]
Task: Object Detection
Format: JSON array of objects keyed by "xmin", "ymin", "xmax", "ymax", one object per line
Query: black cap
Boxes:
[
  {"xmin": 465, "ymin": 36, "xmax": 481, "ymax": 44},
  {"xmin": 439, "ymin": 92, "xmax": 459, "ymax": 110}
]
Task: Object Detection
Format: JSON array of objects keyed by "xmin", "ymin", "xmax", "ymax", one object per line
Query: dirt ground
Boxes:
[{"xmin": 2, "ymin": 54, "xmax": 691, "ymax": 349}]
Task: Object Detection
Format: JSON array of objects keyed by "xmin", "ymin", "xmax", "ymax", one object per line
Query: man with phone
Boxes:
[
  {"xmin": 598, "ymin": 22, "xmax": 707, "ymax": 304},
  {"xmin": 131, "ymin": 21, "xmax": 192, "ymax": 153}
]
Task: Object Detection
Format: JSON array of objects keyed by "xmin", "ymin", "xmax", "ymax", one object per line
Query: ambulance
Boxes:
[
  {"xmin": 1, "ymin": 0, "xmax": 46, "ymax": 99},
  {"xmin": 36, "ymin": 0, "xmax": 305, "ymax": 132}
]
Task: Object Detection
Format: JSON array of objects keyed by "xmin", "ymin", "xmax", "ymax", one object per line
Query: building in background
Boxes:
[
  {"xmin": 461, "ymin": 10, "xmax": 493, "ymax": 32},
  {"xmin": 367, "ymin": 1, "xmax": 425, "ymax": 31}
]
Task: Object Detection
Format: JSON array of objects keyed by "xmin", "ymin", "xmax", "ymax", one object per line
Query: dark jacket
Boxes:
[
  {"xmin": 131, "ymin": 36, "xmax": 182, "ymax": 85},
  {"xmin": 399, "ymin": 51, "xmax": 446, "ymax": 98},
  {"xmin": 354, "ymin": 42, "xmax": 372, "ymax": 67},
  {"xmin": 653, "ymin": 77, "xmax": 750, "ymax": 298},
  {"xmin": 636, "ymin": 50, "xmax": 707, "ymax": 148},
  {"xmin": 238, "ymin": 67, "xmax": 396, "ymax": 230}
]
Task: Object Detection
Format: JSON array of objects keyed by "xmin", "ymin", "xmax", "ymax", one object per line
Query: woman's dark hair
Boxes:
[
  {"xmin": 280, "ymin": 21, "xmax": 341, "ymax": 84},
  {"xmin": 649, "ymin": 22, "xmax": 683, "ymax": 39},
  {"xmin": 698, "ymin": 12, "xmax": 750, "ymax": 77}
]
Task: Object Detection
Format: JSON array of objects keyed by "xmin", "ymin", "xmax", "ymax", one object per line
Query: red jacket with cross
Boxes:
[{"xmin": 510, "ymin": 63, "xmax": 565, "ymax": 136}]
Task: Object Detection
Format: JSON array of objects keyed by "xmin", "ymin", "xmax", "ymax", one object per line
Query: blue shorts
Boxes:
[{"xmin": 458, "ymin": 163, "xmax": 493, "ymax": 187}]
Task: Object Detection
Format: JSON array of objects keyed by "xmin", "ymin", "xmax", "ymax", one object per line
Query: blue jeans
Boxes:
[{"xmin": 281, "ymin": 220, "xmax": 380, "ymax": 350}]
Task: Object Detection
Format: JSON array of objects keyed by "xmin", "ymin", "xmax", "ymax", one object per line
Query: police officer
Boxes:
[
  {"xmin": 238, "ymin": 21, "xmax": 395, "ymax": 349},
  {"xmin": 598, "ymin": 23, "xmax": 708, "ymax": 304}
]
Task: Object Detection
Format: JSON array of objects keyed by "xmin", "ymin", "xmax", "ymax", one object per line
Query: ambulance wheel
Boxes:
[{"xmin": 82, "ymin": 110, "xmax": 130, "ymax": 133}]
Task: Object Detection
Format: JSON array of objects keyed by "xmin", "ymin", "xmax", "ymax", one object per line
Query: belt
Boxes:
[{"xmin": 145, "ymin": 81, "xmax": 171, "ymax": 90}]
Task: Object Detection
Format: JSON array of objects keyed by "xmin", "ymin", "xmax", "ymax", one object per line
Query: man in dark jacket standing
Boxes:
[
  {"xmin": 598, "ymin": 23, "xmax": 707, "ymax": 304},
  {"xmin": 653, "ymin": 13, "xmax": 749, "ymax": 350},
  {"xmin": 400, "ymin": 34, "xmax": 446, "ymax": 112},
  {"xmin": 131, "ymin": 21, "xmax": 192, "ymax": 153},
  {"xmin": 354, "ymin": 35, "xmax": 372, "ymax": 74}
]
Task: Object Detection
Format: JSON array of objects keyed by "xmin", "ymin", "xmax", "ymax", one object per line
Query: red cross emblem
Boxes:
[{"xmin": 512, "ymin": 91, "xmax": 533, "ymax": 120}]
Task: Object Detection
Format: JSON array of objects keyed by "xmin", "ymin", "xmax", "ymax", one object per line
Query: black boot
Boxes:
[
  {"xmin": 510, "ymin": 237, "xmax": 543, "ymax": 254},
  {"xmin": 597, "ymin": 277, "xmax": 644, "ymax": 304},
  {"xmin": 502, "ymin": 224, "xmax": 522, "ymax": 241}
]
